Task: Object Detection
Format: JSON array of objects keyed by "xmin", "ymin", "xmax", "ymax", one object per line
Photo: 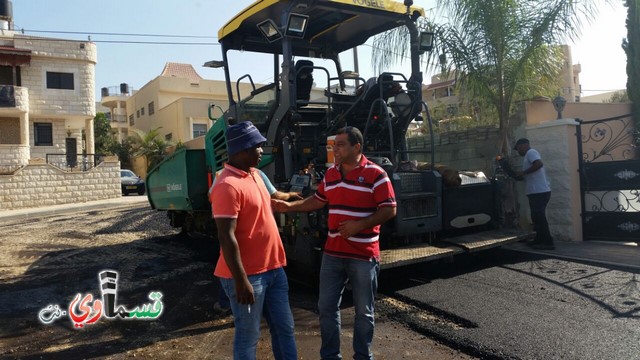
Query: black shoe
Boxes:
[{"xmin": 530, "ymin": 243, "xmax": 555, "ymax": 250}]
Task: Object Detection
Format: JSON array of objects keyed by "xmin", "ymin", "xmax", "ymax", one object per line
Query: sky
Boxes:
[{"xmin": 10, "ymin": 0, "xmax": 628, "ymax": 101}]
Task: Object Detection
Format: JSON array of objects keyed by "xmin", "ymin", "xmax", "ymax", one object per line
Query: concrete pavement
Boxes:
[
  {"xmin": 0, "ymin": 194, "xmax": 150, "ymax": 224},
  {"xmin": 0, "ymin": 195, "xmax": 637, "ymax": 271}
]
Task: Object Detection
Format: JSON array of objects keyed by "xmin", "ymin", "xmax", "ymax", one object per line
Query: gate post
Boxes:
[{"xmin": 519, "ymin": 119, "xmax": 583, "ymax": 242}]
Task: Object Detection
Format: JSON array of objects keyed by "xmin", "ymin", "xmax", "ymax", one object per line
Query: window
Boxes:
[
  {"xmin": 165, "ymin": 133, "xmax": 172, "ymax": 141},
  {"xmin": 34, "ymin": 122, "xmax": 53, "ymax": 146},
  {"xmin": 148, "ymin": 101, "xmax": 154, "ymax": 115},
  {"xmin": 46, "ymin": 72, "xmax": 74, "ymax": 90},
  {"xmin": 140, "ymin": 107, "xmax": 144, "ymax": 116},
  {"xmin": 136, "ymin": 110, "xmax": 140, "ymax": 118},
  {"xmin": 193, "ymin": 123, "xmax": 207, "ymax": 138},
  {"xmin": 129, "ymin": 114, "xmax": 135, "ymax": 126},
  {"xmin": 0, "ymin": 65, "xmax": 20, "ymax": 86}
]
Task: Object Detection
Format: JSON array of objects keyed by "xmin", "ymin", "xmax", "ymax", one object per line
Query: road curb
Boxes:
[{"xmin": 506, "ymin": 245, "xmax": 640, "ymax": 272}]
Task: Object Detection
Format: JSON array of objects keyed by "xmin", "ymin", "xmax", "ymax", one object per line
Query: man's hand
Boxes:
[
  {"xmin": 271, "ymin": 199, "xmax": 291, "ymax": 212},
  {"xmin": 287, "ymin": 192, "xmax": 303, "ymax": 201},
  {"xmin": 338, "ymin": 219, "xmax": 364, "ymax": 239},
  {"xmin": 235, "ymin": 277, "xmax": 255, "ymax": 305}
]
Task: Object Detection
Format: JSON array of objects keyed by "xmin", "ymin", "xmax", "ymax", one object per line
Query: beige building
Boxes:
[
  {"xmin": 0, "ymin": 8, "xmax": 120, "ymax": 211},
  {"xmin": 101, "ymin": 62, "xmax": 263, "ymax": 146}
]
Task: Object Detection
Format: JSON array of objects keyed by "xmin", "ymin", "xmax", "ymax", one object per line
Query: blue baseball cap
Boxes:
[{"xmin": 226, "ymin": 121, "xmax": 267, "ymax": 155}]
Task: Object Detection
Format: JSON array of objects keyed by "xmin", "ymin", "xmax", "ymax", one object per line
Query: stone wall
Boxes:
[
  {"xmin": 407, "ymin": 126, "xmax": 501, "ymax": 174},
  {"xmin": 406, "ymin": 119, "xmax": 579, "ymax": 242},
  {"xmin": 0, "ymin": 157, "xmax": 121, "ymax": 210},
  {"xmin": 0, "ymin": 144, "xmax": 29, "ymax": 173}
]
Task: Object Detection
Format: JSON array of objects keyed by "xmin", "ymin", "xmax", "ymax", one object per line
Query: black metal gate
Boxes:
[{"xmin": 577, "ymin": 114, "xmax": 640, "ymax": 242}]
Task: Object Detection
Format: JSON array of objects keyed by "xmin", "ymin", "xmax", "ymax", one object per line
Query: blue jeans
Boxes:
[
  {"xmin": 318, "ymin": 253, "xmax": 380, "ymax": 360},
  {"xmin": 219, "ymin": 267, "xmax": 297, "ymax": 360}
]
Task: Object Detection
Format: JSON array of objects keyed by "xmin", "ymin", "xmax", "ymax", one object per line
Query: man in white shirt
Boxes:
[{"xmin": 514, "ymin": 138, "xmax": 555, "ymax": 250}]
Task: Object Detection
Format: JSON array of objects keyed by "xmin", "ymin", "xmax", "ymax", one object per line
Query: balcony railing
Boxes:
[
  {"xmin": 45, "ymin": 153, "xmax": 106, "ymax": 172},
  {"xmin": 0, "ymin": 85, "xmax": 15, "ymax": 107},
  {"xmin": 0, "ymin": 85, "xmax": 28, "ymax": 111},
  {"xmin": 111, "ymin": 114, "xmax": 128, "ymax": 123}
]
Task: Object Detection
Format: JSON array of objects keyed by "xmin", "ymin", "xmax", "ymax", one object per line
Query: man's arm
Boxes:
[
  {"xmin": 515, "ymin": 159, "xmax": 543, "ymax": 178},
  {"xmin": 272, "ymin": 195, "xmax": 325, "ymax": 213},
  {"xmin": 271, "ymin": 191, "xmax": 304, "ymax": 201},
  {"xmin": 337, "ymin": 206, "xmax": 396, "ymax": 238},
  {"xmin": 215, "ymin": 218, "xmax": 254, "ymax": 305}
]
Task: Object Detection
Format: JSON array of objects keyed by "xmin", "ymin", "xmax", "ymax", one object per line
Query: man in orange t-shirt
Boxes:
[{"xmin": 211, "ymin": 121, "xmax": 297, "ymax": 359}]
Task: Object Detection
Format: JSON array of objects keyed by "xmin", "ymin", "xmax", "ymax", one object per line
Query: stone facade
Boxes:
[
  {"xmin": 15, "ymin": 35, "xmax": 96, "ymax": 118},
  {"xmin": 0, "ymin": 157, "xmax": 121, "ymax": 210},
  {"xmin": 0, "ymin": 144, "xmax": 28, "ymax": 173}
]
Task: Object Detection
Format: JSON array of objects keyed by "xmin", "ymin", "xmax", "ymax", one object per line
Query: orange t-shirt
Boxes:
[{"xmin": 210, "ymin": 164, "xmax": 286, "ymax": 278}]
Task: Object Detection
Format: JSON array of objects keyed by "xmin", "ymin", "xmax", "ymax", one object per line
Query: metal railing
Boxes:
[
  {"xmin": 45, "ymin": 153, "xmax": 106, "ymax": 172},
  {"xmin": 111, "ymin": 114, "xmax": 128, "ymax": 123},
  {"xmin": 0, "ymin": 85, "xmax": 16, "ymax": 107}
]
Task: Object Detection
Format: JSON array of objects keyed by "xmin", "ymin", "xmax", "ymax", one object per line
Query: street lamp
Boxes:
[
  {"xmin": 202, "ymin": 60, "xmax": 225, "ymax": 68},
  {"xmin": 552, "ymin": 95, "xmax": 566, "ymax": 119}
]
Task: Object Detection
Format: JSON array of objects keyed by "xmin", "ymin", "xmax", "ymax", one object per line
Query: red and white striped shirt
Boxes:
[{"xmin": 315, "ymin": 155, "xmax": 396, "ymax": 260}]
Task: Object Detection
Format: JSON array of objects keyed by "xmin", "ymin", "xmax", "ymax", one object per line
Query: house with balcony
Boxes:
[
  {"xmin": 100, "ymin": 83, "xmax": 132, "ymax": 143},
  {"xmin": 0, "ymin": 7, "xmax": 120, "ymax": 210}
]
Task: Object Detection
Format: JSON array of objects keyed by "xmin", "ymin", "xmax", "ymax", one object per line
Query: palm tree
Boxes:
[
  {"xmin": 129, "ymin": 127, "xmax": 171, "ymax": 172},
  {"xmin": 373, "ymin": 0, "xmax": 606, "ymax": 153}
]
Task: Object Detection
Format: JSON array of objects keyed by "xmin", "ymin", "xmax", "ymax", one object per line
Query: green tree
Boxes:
[
  {"xmin": 623, "ymin": 0, "xmax": 640, "ymax": 132},
  {"xmin": 605, "ymin": 90, "xmax": 630, "ymax": 103},
  {"xmin": 114, "ymin": 138, "xmax": 133, "ymax": 169},
  {"xmin": 93, "ymin": 112, "xmax": 116, "ymax": 155},
  {"xmin": 129, "ymin": 127, "xmax": 171, "ymax": 171},
  {"xmin": 373, "ymin": 0, "xmax": 605, "ymax": 153}
]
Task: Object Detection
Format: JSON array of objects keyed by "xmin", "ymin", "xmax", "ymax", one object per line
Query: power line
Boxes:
[
  {"xmin": 21, "ymin": 28, "xmax": 216, "ymax": 39},
  {"xmin": 11, "ymin": 34, "xmax": 218, "ymax": 45},
  {"xmin": 92, "ymin": 40, "xmax": 218, "ymax": 45}
]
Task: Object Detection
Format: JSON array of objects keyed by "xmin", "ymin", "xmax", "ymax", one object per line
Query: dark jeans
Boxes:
[
  {"xmin": 527, "ymin": 191, "xmax": 553, "ymax": 245},
  {"xmin": 318, "ymin": 253, "xmax": 379, "ymax": 360}
]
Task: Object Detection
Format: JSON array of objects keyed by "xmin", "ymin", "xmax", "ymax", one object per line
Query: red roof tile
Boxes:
[{"xmin": 160, "ymin": 62, "xmax": 203, "ymax": 82}]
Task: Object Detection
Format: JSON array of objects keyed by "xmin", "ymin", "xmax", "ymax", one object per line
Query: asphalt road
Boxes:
[{"xmin": 379, "ymin": 249, "xmax": 640, "ymax": 360}]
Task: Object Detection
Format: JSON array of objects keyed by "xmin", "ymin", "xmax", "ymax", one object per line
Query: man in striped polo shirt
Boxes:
[{"xmin": 273, "ymin": 126, "xmax": 397, "ymax": 360}]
